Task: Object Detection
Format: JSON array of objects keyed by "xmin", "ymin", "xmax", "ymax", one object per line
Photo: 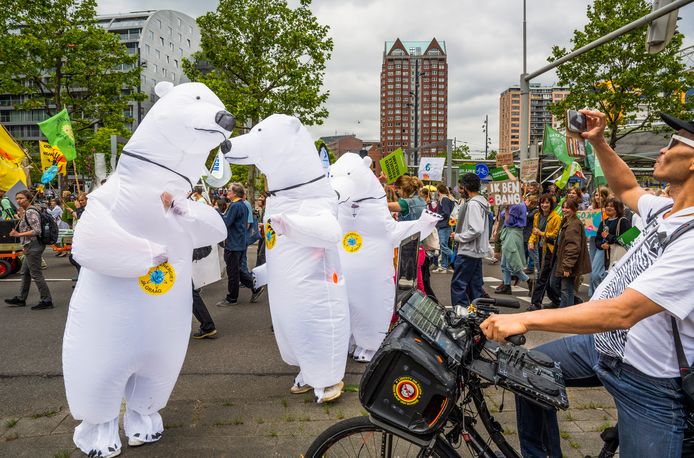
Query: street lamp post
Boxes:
[
  {"xmin": 482, "ymin": 115, "xmax": 490, "ymax": 160},
  {"xmin": 410, "ymin": 59, "xmax": 425, "ymax": 167}
]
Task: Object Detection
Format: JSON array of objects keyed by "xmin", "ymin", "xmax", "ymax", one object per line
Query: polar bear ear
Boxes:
[
  {"xmin": 155, "ymin": 81, "xmax": 175, "ymax": 98},
  {"xmin": 289, "ymin": 116, "xmax": 302, "ymax": 134},
  {"xmin": 362, "ymin": 156, "xmax": 373, "ymax": 168}
]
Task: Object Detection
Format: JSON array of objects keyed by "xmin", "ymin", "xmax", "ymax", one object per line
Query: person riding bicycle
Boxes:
[{"xmin": 480, "ymin": 110, "xmax": 694, "ymax": 457}]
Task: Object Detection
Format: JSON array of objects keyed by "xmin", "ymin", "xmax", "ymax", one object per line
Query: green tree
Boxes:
[
  {"xmin": 0, "ymin": 0, "xmax": 145, "ymax": 137},
  {"xmin": 439, "ymin": 143, "xmax": 471, "ymax": 161},
  {"xmin": 548, "ymin": 0, "xmax": 693, "ymax": 148},
  {"xmin": 182, "ymin": 0, "xmax": 333, "ymax": 199},
  {"xmin": 487, "ymin": 150, "xmax": 497, "ymax": 160}
]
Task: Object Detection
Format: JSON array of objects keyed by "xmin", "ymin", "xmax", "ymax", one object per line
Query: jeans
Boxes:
[
  {"xmin": 589, "ymin": 238, "xmax": 606, "ymax": 297},
  {"xmin": 450, "ymin": 254, "xmax": 484, "ymax": 307},
  {"xmin": 19, "ymin": 241, "xmax": 51, "ymax": 302},
  {"xmin": 517, "ymin": 334, "xmax": 686, "ymax": 458},
  {"xmin": 192, "ymin": 287, "xmax": 215, "ymax": 332},
  {"xmin": 525, "ymin": 241, "xmax": 535, "ymax": 270},
  {"xmin": 530, "ymin": 249, "xmax": 556, "ymax": 306},
  {"xmin": 501, "ymin": 254, "xmax": 529, "ymax": 285},
  {"xmin": 549, "ymin": 270, "xmax": 575, "ymax": 308},
  {"xmin": 437, "ymin": 227, "xmax": 453, "ymax": 269},
  {"xmin": 223, "ymin": 249, "xmax": 254, "ymax": 302}
]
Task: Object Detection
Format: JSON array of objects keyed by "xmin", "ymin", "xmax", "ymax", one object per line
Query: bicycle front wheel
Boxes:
[{"xmin": 306, "ymin": 416, "xmax": 452, "ymax": 457}]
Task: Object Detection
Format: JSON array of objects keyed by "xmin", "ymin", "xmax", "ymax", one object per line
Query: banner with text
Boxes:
[
  {"xmin": 460, "ymin": 164, "xmax": 517, "ymax": 181},
  {"xmin": 487, "ymin": 180, "xmax": 522, "ymax": 206},
  {"xmin": 520, "ymin": 158, "xmax": 539, "ymax": 182},
  {"xmin": 379, "ymin": 148, "xmax": 408, "ymax": 184},
  {"xmin": 495, "ymin": 151, "xmax": 514, "ymax": 167},
  {"xmin": 418, "ymin": 156, "xmax": 445, "ymax": 181},
  {"xmin": 576, "ymin": 209, "xmax": 602, "ymax": 237},
  {"xmin": 39, "ymin": 141, "xmax": 67, "ymax": 175}
]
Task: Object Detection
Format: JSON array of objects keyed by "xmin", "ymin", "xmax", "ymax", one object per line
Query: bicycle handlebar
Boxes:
[{"xmin": 471, "ymin": 297, "xmax": 521, "ymax": 309}]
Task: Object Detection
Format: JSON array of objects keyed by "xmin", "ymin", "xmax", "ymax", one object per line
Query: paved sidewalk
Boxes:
[{"xmin": 0, "ymin": 253, "xmax": 616, "ymax": 457}]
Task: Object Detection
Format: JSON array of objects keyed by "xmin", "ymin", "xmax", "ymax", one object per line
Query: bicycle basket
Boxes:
[{"xmin": 359, "ymin": 321, "xmax": 458, "ymax": 436}]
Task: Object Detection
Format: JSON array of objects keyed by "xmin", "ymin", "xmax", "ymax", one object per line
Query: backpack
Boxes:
[{"xmin": 24, "ymin": 207, "xmax": 59, "ymax": 245}]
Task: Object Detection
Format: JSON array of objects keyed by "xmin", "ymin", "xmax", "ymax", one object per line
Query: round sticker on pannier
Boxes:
[{"xmin": 393, "ymin": 376, "xmax": 422, "ymax": 405}]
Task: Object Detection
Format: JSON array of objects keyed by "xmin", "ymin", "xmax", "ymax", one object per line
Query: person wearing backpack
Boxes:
[{"xmin": 5, "ymin": 190, "xmax": 53, "ymax": 310}]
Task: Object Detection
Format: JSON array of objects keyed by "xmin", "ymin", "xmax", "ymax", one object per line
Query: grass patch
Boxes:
[
  {"xmin": 164, "ymin": 423, "xmax": 183, "ymax": 430},
  {"xmin": 298, "ymin": 415, "xmax": 311, "ymax": 422},
  {"xmin": 4, "ymin": 418, "xmax": 18, "ymax": 429},
  {"xmin": 559, "ymin": 430, "xmax": 571, "ymax": 440},
  {"xmin": 4, "ymin": 432, "xmax": 18, "ymax": 442},
  {"xmin": 303, "ymin": 397, "xmax": 313, "ymax": 404},
  {"xmin": 360, "ymin": 409, "xmax": 369, "ymax": 417},
  {"xmin": 563, "ymin": 412, "xmax": 575, "ymax": 421},
  {"xmin": 256, "ymin": 418, "xmax": 265, "ymax": 424},
  {"xmin": 334, "ymin": 409, "xmax": 345, "ymax": 420},
  {"xmin": 284, "ymin": 414, "xmax": 295, "ymax": 422},
  {"xmin": 53, "ymin": 451, "xmax": 71, "ymax": 458},
  {"xmin": 281, "ymin": 398, "xmax": 289, "ymax": 409},
  {"xmin": 322, "ymin": 403, "xmax": 331, "ymax": 415},
  {"xmin": 222, "ymin": 401, "xmax": 235, "ymax": 407},
  {"xmin": 569, "ymin": 440, "xmax": 581, "ymax": 449},
  {"xmin": 233, "ymin": 417, "xmax": 244, "ymax": 425},
  {"xmin": 31, "ymin": 409, "xmax": 59, "ymax": 419},
  {"xmin": 213, "ymin": 417, "xmax": 244, "ymax": 427},
  {"xmin": 268, "ymin": 430, "xmax": 278, "ymax": 438},
  {"xmin": 503, "ymin": 426, "xmax": 516, "ymax": 435},
  {"xmin": 593, "ymin": 422, "xmax": 613, "ymax": 433},
  {"xmin": 343, "ymin": 384, "xmax": 359, "ymax": 393}
]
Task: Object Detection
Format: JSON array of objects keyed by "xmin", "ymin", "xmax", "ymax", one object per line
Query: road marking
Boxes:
[
  {"xmin": 516, "ymin": 296, "xmax": 531, "ymax": 303},
  {"xmin": 484, "ymin": 277, "xmax": 501, "ymax": 282},
  {"xmin": 0, "ymin": 278, "xmax": 74, "ymax": 282}
]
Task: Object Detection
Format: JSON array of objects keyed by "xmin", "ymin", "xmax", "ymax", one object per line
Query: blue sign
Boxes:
[{"xmin": 475, "ymin": 163, "xmax": 490, "ymax": 179}]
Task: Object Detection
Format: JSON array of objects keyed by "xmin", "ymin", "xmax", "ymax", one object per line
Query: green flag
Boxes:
[
  {"xmin": 38, "ymin": 109, "xmax": 76, "ymax": 161},
  {"xmin": 542, "ymin": 124, "xmax": 572, "ymax": 166},
  {"xmin": 379, "ymin": 148, "xmax": 408, "ymax": 184},
  {"xmin": 584, "ymin": 142, "xmax": 607, "ymax": 186}
]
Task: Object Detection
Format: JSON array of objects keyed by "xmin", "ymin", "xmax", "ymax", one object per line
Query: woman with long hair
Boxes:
[
  {"xmin": 594, "ymin": 197, "xmax": 631, "ymax": 279},
  {"xmin": 527, "ymin": 194, "xmax": 561, "ymax": 311},
  {"xmin": 588, "ymin": 186, "xmax": 612, "ymax": 296}
]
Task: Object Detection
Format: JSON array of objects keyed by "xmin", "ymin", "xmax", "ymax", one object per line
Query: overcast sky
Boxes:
[{"xmin": 97, "ymin": 0, "xmax": 694, "ymax": 156}]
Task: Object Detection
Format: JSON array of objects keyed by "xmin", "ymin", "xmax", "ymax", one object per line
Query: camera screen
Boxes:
[{"xmin": 568, "ymin": 111, "xmax": 586, "ymax": 132}]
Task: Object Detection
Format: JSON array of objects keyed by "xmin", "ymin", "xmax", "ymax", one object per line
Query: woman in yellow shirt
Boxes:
[{"xmin": 527, "ymin": 194, "xmax": 561, "ymax": 311}]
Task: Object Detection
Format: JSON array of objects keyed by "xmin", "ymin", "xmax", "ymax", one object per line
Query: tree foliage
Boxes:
[
  {"xmin": 548, "ymin": 0, "xmax": 693, "ymax": 148},
  {"xmin": 0, "ymin": 0, "xmax": 145, "ymax": 135},
  {"xmin": 438, "ymin": 143, "xmax": 471, "ymax": 161},
  {"xmin": 182, "ymin": 0, "xmax": 333, "ymax": 198}
]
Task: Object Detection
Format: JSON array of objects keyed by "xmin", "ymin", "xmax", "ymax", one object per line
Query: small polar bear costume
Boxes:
[
  {"xmin": 329, "ymin": 153, "xmax": 440, "ymax": 362},
  {"xmin": 62, "ymin": 82, "xmax": 232, "ymax": 457},
  {"xmin": 223, "ymin": 114, "xmax": 349, "ymax": 401}
]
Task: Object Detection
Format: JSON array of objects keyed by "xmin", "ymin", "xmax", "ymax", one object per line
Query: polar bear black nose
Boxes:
[{"xmin": 215, "ymin": 111, "xmax": 236, "ymax": 131}]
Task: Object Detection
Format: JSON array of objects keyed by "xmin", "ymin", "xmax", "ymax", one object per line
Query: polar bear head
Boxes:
[
  {"xmin": 329, "ymin": 152, "xmax": 386, "ymax": 205},
  {"xmin": 223, "ymin": 114, "xmax": 326, "ymax": 191},
  {"xmin": 124, "ymin": 82, "xmax": 234, "ymax": 181}
]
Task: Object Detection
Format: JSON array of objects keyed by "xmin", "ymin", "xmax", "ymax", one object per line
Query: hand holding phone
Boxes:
[{"xmin": 567, "ymin": 110, "xmax": 587, "ymax": 133}]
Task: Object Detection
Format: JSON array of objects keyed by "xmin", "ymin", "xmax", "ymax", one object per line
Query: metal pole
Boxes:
[
  {"xmin": 446, "ymin": 137, "xmax": 453, "ymax": 187},
  {"xmin": 518, "ymin": 0, "xmax": 691, "ymax": 159},
  {"xmin": 414, "ymin": 59, "xmax": 419, "ymax": 167},
  {"xmin": 484, "ymin": 115, "xmax": 489, "ymax": 160}
]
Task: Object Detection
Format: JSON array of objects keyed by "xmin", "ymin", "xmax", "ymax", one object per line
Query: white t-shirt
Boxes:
[{"xmin": 592, "ymin": 194, "xmax": 694, "ymax": 378}]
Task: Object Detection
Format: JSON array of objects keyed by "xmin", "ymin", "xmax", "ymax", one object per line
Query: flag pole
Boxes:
[{"xmin": 72, "ymin": 160, "xmax": 81, "ymax": 194}]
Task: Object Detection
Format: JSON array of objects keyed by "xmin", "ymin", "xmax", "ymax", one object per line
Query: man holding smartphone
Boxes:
[{"xmin": 481, "ymin": 109, "xmax": 694, "ymax": 457}]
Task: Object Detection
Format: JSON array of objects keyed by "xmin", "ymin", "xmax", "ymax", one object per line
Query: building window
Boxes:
[
  {"xmin": 166, "ymin": 55, "xmax": 170, "ymax": 63},
  {"xmin": 152, "ymin": 63, "xmax": 157, "ymax": 73},
  {"xmin": 179, "ymin": 48, "xmax": 183, "ymax": 56},
  {"xmin": 187, "ymin": 39, "xmax": 191, "ymax": 48},
  {"xmin": 178, "ymin": 33, "xmax": 182, "ymax": 42},
  {"xmin": 148, "ymin": 30, "xmax": 153, "ymax": 40},
  {"xmin": 155, "ymin": 49, "xmax": 160, "ymax": 59},
  {"xmin": 167, "ymin": 26, "xmax": 172, "ymax": 37},
  {"xmin": 174, "ymin": 59, "xmax": 179, "ymax": 68},
  {"xmin": 162, "ymin": 67, "xmax": 167, "ymax": 76},
  {"xmin": 169, "ymin": 42, "xmax": 174, "ymax": 51},
  {"xmin": 145, "ymin": 44, "xmax": 150, "ymax": 55},
  {"xmin": 156, "ymin": 19, "xmax": 162, "ymax": 29},
  {"xmin": 159, "ymin": 37, "xmax": 164, "ymax": 46},
  {"xmin": 177, "ymin": 17, "xmax": 182, "ymax": 27}
]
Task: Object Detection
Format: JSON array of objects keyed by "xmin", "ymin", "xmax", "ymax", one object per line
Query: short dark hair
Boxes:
[
  {"xmin": 562, "ymin": 197, "xmax": 579, "ymax": 212},
  {"xmin": 604, "ymin": 197, "xmax": 625, "ymax": 217},
  {"xmin": 16, "ymin": 190, "xmax": 33, "ymax": 201},
  {"xmin": 538, "ymin": 193, "xmax": 555, "ymax": 212},
  {"xmin": 459, "ymin": 173, "xmax": 481, "ymax": 193}
]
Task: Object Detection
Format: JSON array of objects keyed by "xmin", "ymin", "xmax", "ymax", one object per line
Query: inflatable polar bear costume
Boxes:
[
  {"xmin": 329, "ymin": 152, "xmax": 441, "ymax": 362},
  {"xmin": 223, "ymin": 114, "xmax": 349, "ymax": 402},
  {"xmin": 63, "ymin": 82, "xmax": 231, "ymax": 457}
]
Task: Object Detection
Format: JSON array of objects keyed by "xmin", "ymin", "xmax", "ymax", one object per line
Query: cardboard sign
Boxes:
[
  {"xmin": 496, "ymin": 151, "xmax": 514, "ymax": 167},
  {"xmin": 576, "ymin": 210, "xmax": 602, "ymax": 237},
  {"xmin": 418, "ymin": 157, "xmax": 445, "ymax": 181},
  {"xmin": 487, "ymin": 180, "xmax": 521, "ymax": 206},
  {"xmin": 520, "ymin": 158, "xmax": 539, "ymax": 182},
  {"xmin": 379, "ymin": 148, "xmax": 408, "ymax": 184}
]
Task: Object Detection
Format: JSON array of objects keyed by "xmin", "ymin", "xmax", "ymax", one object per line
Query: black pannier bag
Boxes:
[{"xmin": 359, "ymin": 321, "xmax": 458, "ymax": 437}]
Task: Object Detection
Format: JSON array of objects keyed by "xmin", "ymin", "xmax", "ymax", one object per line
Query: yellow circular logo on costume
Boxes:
[
  {"xmin": 342, "ymin": 232, "xmax": 363, "ymax": 253},
  {"xmin": 393, "ymin": 376, "xmax": 422, "ymax": 405},
  {"xmin": 265, "ymin": 222, "xmax": 277, "ymax": 250},
  {"xmin": 138, "ymin": 262, "xmax": 176, "ymax": 295}
]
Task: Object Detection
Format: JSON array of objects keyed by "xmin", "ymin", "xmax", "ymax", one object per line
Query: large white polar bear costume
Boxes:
[
  {"xmin": 329, "ymin": 153, "xmax": 440, "ymax": 362},
  {"xmin": 223, "ymin": 114, "xmax": 349, "ymax": 402},
  {"xmin": 62, "ymin": 82, "xmax": 232, "ymax": 457}
]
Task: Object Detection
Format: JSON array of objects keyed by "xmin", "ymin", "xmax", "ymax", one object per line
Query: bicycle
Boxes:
[{"xmin": 306, "ymin": 292, "xmax": 571, "ymax": 457}]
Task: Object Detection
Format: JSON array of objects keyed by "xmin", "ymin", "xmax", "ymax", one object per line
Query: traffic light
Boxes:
[{"xmin": 646, "ymin": 0, "xmax": 680, "ymax": 54}]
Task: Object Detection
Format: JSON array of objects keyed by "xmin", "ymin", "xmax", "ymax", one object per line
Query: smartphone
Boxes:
[{"xmin": 567, "ymin": 110, "xmax": 587, "ymax": 133}]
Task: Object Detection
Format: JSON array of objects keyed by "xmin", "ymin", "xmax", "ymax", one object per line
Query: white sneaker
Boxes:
[
  {"xmin": 432, "ymin": 267, "xmax": 444, "ymax": 273},
  {"xmin": 316, "ymin": 381, "xmax": 344, "ymax": 403},
  {"xmin": 128, "ymin": 437, "xmax": 145, "ymax": 447}
]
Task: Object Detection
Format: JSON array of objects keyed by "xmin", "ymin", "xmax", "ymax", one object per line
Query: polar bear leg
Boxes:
[
  {"xmin": 73, "ymin": 417, "xmax": 121, "ymax": 457},
  {"xmin": 121, "ymin": 373, "xmax": 168, "ymax": 444}
]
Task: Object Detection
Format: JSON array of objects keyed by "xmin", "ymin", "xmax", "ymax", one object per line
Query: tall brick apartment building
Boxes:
[
  {"xmin": 498, "ymin": 83, "xmax": 568, "ymax": 156},
  {"xmin": 380, "ymin": 38, "xmax": 448, "ymax": 165}
]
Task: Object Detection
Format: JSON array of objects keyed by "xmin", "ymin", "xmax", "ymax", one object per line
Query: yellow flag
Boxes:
[
  {"xmin": 39, "ymin": 141, "xmax": 67, "ymax": 175},
  {"xmin": 0, "ymin": 123, "xmax": 27, "ymax": 190}
]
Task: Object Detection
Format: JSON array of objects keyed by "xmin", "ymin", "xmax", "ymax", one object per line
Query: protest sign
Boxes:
[
  {"xmin": 617, "ymin": 226, "xmax": 641, "ymax": 248},
  {"xmin": 496, "ymin": 151, "xmax": 514, "ymax": 167},
  {"xmin": 487, "ymin": 180, "xmax": 521, "ymax": 206},
  {"xmin": 39, "ymin": 140, "xmax": 67, "ymax": 175},
  {"xmin": 576, "ymin": 209, "xmax": 602, "ymax": 237},
  {"xmin": 418, "ymin": 157, "xmax": 445, "ymax": 181},
  {"xmin": 520, "ymin": 158, "xmax": 539, "ymax": 182},
  {"xmin": 379, "ymin": 148, "xmax": 408, "ymax": 184}
]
